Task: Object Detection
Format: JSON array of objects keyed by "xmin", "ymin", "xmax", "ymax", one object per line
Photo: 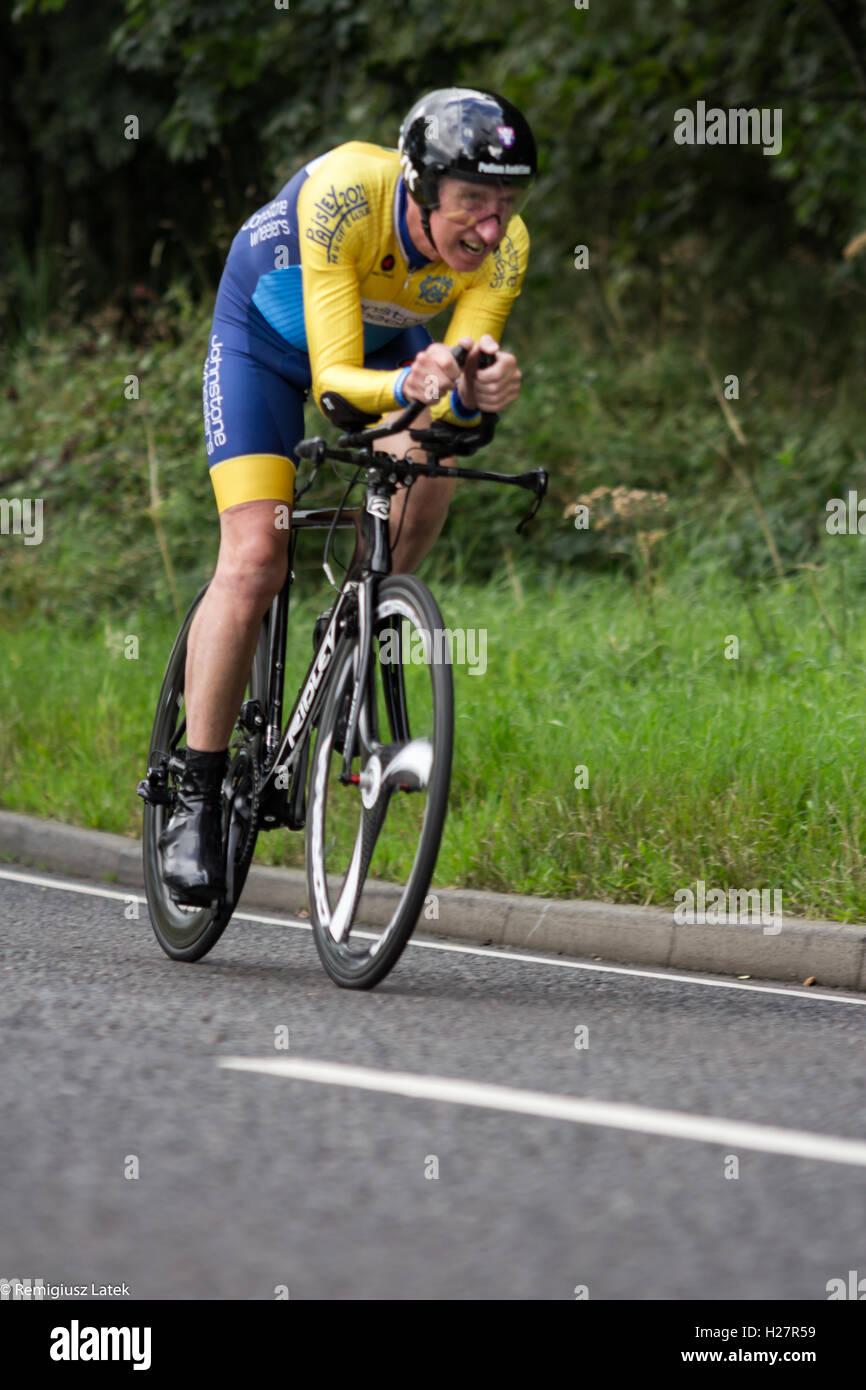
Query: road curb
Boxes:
[{"xmin": 2, "ymin": 808, "xmax": 865, "ymax": 990}]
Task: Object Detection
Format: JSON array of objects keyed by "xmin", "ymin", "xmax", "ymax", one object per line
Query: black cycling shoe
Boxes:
[{"xmin": 158, "ymin": 748, "xmax": 228, "ymax": 906}]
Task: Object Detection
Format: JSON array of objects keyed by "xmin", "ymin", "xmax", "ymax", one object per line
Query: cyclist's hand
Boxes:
[
  {"xmin": 458, "ymin": 333, "xmax": 521, "ymax": 413},
  {"xmin": 403, "ymin": 339, "xmax": 469, "ymax": 406}
]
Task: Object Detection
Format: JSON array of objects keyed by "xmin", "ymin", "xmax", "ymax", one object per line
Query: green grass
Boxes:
[{"xmin": 2, "ymin": 552, "xmax": 865, "ymax": 921}]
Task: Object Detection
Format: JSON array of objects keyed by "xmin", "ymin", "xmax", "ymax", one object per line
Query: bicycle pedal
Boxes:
[
  {"xmin": 137, "ymin": 770, "xmax": 171, "ymax": 805},
  {"xmin": 167, "ymin": 888, "xmax": 219, "ymax": 909}
]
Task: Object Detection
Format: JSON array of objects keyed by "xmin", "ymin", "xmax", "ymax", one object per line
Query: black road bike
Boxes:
[{"xmin": 137, "ymin": 347, "xmax": 547, "ymax": 988}]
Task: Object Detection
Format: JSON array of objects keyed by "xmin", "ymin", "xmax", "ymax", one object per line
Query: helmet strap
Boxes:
[{"xmin": 420, "ymin": 204, "xmax": 438, "ymax": 257}]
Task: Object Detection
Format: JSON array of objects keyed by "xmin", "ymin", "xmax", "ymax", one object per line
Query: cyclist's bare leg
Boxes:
[
  {"xmin": 185, "ymin": 498, "xmax": 290, "ymax": 751},
  {"xmin": 374, "ymin": 407, "xmax": 457, "ymax": 573}
]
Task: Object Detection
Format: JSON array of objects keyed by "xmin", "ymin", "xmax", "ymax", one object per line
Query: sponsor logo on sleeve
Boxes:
[
  {"xmin": 304, "ymin": 182, "xmax": 371, "ymax": 262},
  {"xmin": 488, "ymin": 233, "xmax": 520, "ymax": 291},
  {"xmin": 242, "ymin": 199, "xmax": 289, "ymax": 234}
]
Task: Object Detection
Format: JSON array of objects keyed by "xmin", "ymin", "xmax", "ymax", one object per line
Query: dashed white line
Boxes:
[
  {"xmin": 220, "ymin": 1056, "xmax": 866, "ymax": 1168},
  {"xmin": 2, "ymin": 867, "xmax": 864, "ymax": 1006}
]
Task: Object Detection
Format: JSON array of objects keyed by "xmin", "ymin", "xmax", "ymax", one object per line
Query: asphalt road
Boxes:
[{"xmin": 1, "ymin": 868, "xmax": 864, "ymax": 1301}]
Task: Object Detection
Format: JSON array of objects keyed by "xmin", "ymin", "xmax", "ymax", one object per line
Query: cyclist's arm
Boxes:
[{"xmin": 298, "ymin": 166, "xmax": 409, "ymax": 427}]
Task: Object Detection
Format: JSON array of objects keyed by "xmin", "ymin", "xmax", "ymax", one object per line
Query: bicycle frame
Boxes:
[{"xmin": 257, "ymin": 489, "xmax": 389, "ymax": 831}]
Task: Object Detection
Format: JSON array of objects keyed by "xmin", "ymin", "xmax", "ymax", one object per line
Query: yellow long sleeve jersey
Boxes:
[{"xmin": 234, "ymin": 141, "xmax": 529, "ymax": 429}]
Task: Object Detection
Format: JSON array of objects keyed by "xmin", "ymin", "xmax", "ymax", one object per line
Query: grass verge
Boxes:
[{"xmin": 2, "ymin": 552, "xmax": 864, "ymax": 921}]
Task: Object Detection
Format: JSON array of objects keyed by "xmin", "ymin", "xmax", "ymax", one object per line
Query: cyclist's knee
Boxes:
[{"xmin": 214, "ymin": 501, "xmax": 289, "ymax": 606}]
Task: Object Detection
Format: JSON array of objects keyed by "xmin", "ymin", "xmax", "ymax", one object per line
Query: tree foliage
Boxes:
[{"xmin": 2, "ymin": 0, "xmax": 865, "ymax": 332}]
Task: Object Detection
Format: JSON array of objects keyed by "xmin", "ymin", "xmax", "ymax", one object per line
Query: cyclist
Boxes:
[{"xmin": 160, "ymin": 86, "xmax": 537, "ymax": 905}]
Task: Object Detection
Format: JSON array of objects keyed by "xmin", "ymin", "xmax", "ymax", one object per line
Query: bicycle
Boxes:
[{"xmin": 137, "ymin": 346, "xmax": 547, "ymax": 989}]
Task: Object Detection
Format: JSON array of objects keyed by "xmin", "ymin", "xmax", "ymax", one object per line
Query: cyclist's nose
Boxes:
[{"xmin": 473, "ymin": 215, "xmax": 502, "ymax": 244}]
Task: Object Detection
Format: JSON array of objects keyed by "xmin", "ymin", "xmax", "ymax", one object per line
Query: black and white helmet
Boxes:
[{"xmin": 398, "ymin": 87, "xmax": 536, "ymax": 219}]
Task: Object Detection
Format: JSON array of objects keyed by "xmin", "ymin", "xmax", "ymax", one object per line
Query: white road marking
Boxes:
[
  {"xmin": 1, "ymin": 866, "xmax": 864, "ymax": 1006},
  {"xmin": 373, "ymin": 932, "xmax": 866, "ymax": 1005},
  {"xmin": 0, "ymin": 869, "xmax": 149, "ymax": 906},
  {"xmin": 220, "ymin": 1055, "xmax": 866, "ymax": 1168}
]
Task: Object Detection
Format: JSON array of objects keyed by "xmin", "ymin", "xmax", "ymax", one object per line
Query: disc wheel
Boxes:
[{"xmin": 306, "ymin": 574, "xmax": 454, "ymax": 988}]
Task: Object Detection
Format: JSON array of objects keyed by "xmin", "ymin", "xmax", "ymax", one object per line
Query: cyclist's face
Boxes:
[{"xmin": 429, "ymin": 177, "xmax": 518, "ymax": 271}]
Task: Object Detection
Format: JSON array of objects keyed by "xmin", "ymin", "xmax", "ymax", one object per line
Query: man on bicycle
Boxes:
[{"xmin": 160, "ymin": 86, "xmax": 536, "ymax": 905}]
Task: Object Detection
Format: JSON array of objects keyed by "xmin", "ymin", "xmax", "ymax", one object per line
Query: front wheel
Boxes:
[
  {"xmin": 306, "ymin": 574, "xmax": 454, "ymax": 988},
  {"xmin": 140, "ymin": 586, "xmax": 267, "ymax": 961}
]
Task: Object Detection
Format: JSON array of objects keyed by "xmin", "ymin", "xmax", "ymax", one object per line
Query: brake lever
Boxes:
[
  {"xmin": 292, "ymin": 436, "xmax": 327, "ymax": 501},
  {"xmin": 515, "ymin": 468, "xmax": 549, "ymax": 535}
]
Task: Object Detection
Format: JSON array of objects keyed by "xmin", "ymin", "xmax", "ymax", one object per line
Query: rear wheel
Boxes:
[
  {"xmin": 140, "ymin": 586, "xmax": 267, "ymax": 962},
  {"xmin": 306, "ymin": 574, "xmax": 454, "ymax": 988}
]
